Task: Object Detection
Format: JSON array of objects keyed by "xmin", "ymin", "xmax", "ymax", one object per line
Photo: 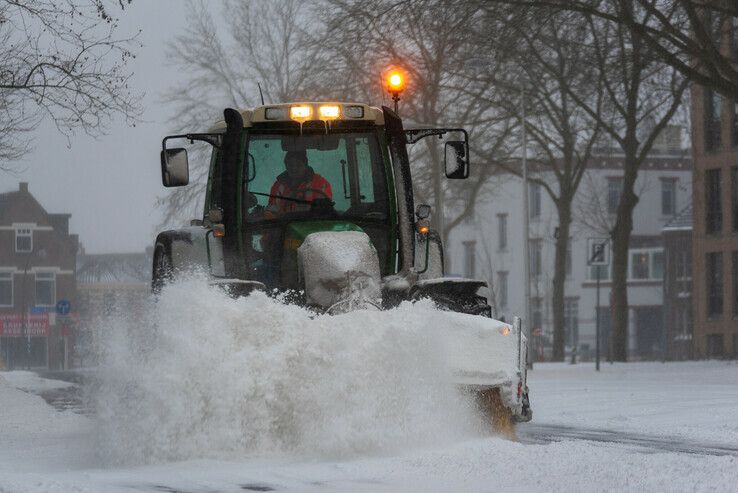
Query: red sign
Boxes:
[{"xmin": 0, "ymin": 314, "xmax": 49, "ymax": 337}]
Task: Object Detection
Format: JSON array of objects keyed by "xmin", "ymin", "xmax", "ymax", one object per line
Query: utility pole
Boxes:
[{"xmin": 521, "ymin": 87, "xmax": 532, "ymax": 369}]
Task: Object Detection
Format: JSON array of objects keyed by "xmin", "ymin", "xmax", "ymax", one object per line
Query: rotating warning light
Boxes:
[{"xmin": 386, "ymin": 69, "xmax": 406, "ymax": 94}]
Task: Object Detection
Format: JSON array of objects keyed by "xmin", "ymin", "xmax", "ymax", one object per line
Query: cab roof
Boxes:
[{"xmin": 208, "ymin": 102, "xmax": 384, "ymax": 132}]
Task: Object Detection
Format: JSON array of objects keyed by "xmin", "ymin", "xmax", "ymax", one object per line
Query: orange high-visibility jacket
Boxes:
[{"xmin": 267, "ymin": 168, "xmax": 333, "ymax": 214}]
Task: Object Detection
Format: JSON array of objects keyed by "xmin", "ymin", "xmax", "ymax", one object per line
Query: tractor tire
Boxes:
[
  {"xmin": 152, "ymin": 244, "xmax": 174, "ymax": 294},
  {"xmin": 477, "ymin": 387, "xmax": 516, "ymax": 440}
]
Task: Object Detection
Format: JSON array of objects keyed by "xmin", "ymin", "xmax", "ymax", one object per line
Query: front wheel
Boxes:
[{"xmin": 152, "ymin": 244, "xmax": 173, "ymax": 294}]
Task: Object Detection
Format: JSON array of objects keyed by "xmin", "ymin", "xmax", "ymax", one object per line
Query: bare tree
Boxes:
[
  {"xmin": 323, "ymin": 0, "xmax": 520, "ymax": 249},
  {"xmin": 491, "ymin": 0, "xmax": 738, "ymax": 99},
  {"xmin": 569, "ymin": 8, "xmax": 688, "ymax": 361},
  {"xmin": 479, "ymin": 8, "xmax": 604, "ymax": 361},
  {"xmin": 0, "ymin": 0, "xmax": 141, "ymax": 170},
  {"xmin": 160, "ymin": 0, "xmax": 328, "ymax": 223}
]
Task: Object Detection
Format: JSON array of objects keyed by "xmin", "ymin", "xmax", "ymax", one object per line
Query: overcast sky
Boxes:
[{"xmin": 0, "ymin": 1, "xmax": 195, "ymax": 254}]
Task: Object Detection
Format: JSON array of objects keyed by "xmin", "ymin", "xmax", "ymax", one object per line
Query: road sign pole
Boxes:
[{"xmin": 596, "ymin": 265, "xmax": 601, "ymax": 372}]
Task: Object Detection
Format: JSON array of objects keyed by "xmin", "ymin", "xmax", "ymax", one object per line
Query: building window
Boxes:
[
  {"xmin": 15, "ymin": 228, "xmax": 32, "ymax": 253},
  {"xmin": 706, "ymin": 334, "xmax": 724, "ymax": 358},
  {"xmin": 531, "ymin": 297, "xmax": 543, "ymax": 333},
  {"xmin": 564, "ymin": 297, "xmax": 579, "ymax": 347},
  {"xmin": 529, "ymin": 182, "xmax": 541, "ymax": 219},
  {"xmin": 707, "ymin": 252, "xmax": 723, "ymax": 318},
  {"xmin": 607, "ymin": 177, "xmax": 622, "ymax": 214},
  {"xmin": 652, "ymin": 251, "xmax": 664, "ymax": 279},
  {"xmin": 733, "ymin": 102, "xmax": 738, "ymax": 146},
  {"xmin": 497, "ymin": 271, "xmax": 508, "ymax": 309},
  {"xmin": 529, "ymin": 238, "xmax": 543, "ymax": 279},
  {"xmin": 462, "ymin": 241, "xmax": 476, "ymax": 278},
  {"xmin": 497, "ymin": 213, "xmax": 507, "ymax": 251},
  {"xmin": 733, "ymin": 251, "xmax": 738, "ymax": 317},
  {"xmin": 631, "ymin": 251, "xmax": 650, "ymax": 279},
  {"xmin": 704, "ymin": 88, "xmax": 722, "ymax": 152},
  {"xmin": 0, "ymin": 272, "xmax": 13, "ymax": 307},
  {"xmin": 661, "ymin": 179, "xmax": 677, "ymax": 216},
  {"xmin": 706, "ymin": 168, "xmax": 722, "ymax": 234},
  {"xmin": 732, "ymin": 167, "xmax": 738, "ymax": 231},
  {"xmin": 35, "ymin": 272, "xmax": 55, "ymax": 307}
]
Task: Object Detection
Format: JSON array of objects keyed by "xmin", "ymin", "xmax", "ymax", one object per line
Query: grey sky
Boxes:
[{"xmin": 0, "ymin": 1, "xmax": 194, "ymax": 254}]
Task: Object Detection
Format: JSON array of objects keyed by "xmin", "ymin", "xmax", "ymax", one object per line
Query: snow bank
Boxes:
[
  {"xmin": 0, "ymin": 374, "xmax": 92, "ymax": 475},
  {"xmin": 528, "ymin": 361, "xmax": 738, "ymax": 445},
  {"xmin": 94, "ymin": 279, "xmax": 483, "ymax": 464},
  {"xmin": 1, "ymin": 371, "xmax": 75, "ymax": 393}
]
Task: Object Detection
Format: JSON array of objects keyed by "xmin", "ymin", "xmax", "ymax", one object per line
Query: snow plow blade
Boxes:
[{"xmin": 438, "ymin": 311, "xmax": 531, "ymax": 426}]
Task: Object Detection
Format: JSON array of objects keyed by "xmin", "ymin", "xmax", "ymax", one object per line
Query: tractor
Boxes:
[{"xmin": 154, "ymin": 101, "xmax": 531, "ymax": 429}]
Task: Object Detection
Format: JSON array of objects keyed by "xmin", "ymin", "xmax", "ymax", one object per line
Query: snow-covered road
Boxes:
[{"xmin": 1, "ymin": 361, "xmax": 737, "ymax": 492}]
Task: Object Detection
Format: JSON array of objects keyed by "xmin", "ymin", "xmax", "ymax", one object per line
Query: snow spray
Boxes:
[{"xmin": 93, "ymin": 279, "xmax": 481, "ymax": 464}]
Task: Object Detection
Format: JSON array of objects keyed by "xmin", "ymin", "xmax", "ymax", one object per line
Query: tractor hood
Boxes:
[{"xmin": 297, "ymin": 230, "xmax": 381, "ymax": 311}]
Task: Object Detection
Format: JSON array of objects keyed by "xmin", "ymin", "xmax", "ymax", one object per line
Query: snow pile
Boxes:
[
  {"xmin": 95, "ymin": 279, "xmax": 481, "ymax": 464},
  {"xmin": 2, "ymin": 370, "xmax": 76, "ymax": 393}
]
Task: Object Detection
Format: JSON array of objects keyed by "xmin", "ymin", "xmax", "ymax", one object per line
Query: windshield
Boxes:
[{"xmin": 243, "ymin": 131, "xmax": 388, "ymax": 222}]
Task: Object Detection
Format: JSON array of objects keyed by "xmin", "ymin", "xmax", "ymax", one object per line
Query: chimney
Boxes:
[{"xmin": 19, "ymin": 182, "xmax": 28, "ymax": 193}]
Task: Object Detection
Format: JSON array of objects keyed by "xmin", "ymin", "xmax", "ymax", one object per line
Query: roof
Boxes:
[
  {"xmin": 208, "ymin": 102, "xmax": 384, "ymax": 131},
  {"xmin": 662, "ymin": 203, "xmax": 692, "ymax": 232},
  {"xmin": 76, "ymin": 252, "xmax": 151, "ymax": 284}
]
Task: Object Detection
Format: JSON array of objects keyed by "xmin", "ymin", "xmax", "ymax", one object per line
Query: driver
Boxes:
[{"xmin": 266, "ymin": 150, "xmax": 333, "ymax": 216}]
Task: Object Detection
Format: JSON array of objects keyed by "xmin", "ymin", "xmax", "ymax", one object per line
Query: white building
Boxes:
[{"xmin": 446, "ymin": 135, "xmax": 692, "ymax": 361}]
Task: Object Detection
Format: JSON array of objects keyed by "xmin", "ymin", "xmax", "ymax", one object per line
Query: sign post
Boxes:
[{"xmin": 587, "ymin": 238, "xmax": 610, "ymax": 372}]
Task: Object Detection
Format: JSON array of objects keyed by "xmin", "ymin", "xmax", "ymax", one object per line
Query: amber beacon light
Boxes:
[{"xmin": 385, "ymin": 68, "xmax": 407, "ymax": 114}]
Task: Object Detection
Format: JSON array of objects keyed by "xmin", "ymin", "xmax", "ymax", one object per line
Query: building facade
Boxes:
[
  {"xmin": 692, "ymin": 79, "xmax": 738, "ymax": 358},
  {"xmin": 662, "ymin": 205, "xmax": 693, "ymax": 360},
  {"xmin": 0, "ymin": 182, "xmax": 78, "ymax": 369},
  {"xmin": 447, "ymin": 136, "xmax": 692, "ymax": 361},
  {"xmin": 76, "ymin": 250, "xmax": 151, "ymax": 367}
]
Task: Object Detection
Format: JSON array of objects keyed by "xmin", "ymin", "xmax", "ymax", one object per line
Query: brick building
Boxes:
[
  {"xmin": 691, "ymin": 18, "xmax": 738, "ymax": 359},
  {"xmin": 0, "ymin": 182, "xmax": 78, "ymax": 369}
]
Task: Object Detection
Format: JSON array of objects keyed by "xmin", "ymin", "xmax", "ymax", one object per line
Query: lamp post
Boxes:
[{"xmin": 521, "ymin": 87, "xmax": 532, "ymax": 369}]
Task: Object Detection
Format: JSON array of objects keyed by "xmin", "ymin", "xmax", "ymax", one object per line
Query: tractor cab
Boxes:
[{"xmin": 158, "ymin": 101, "xmax": 470, "ymax": 302}]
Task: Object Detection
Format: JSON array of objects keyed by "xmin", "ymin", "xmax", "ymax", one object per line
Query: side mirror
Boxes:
[
  {"xmin": 444, "ymin": 141, "xmax": 469, "ymax": 179},
  {"xmin": 160, "ymin": 148, "xmax": 189, "ymax": 187}
]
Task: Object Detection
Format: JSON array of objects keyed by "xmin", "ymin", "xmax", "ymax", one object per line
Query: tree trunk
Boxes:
[
  {"xmin": 610, "ymin": 152, "xmax": 639, "ymax": 362},
  {"xmin": 551, "ymin": 199, "xmax": 572, "ymax": 362}
]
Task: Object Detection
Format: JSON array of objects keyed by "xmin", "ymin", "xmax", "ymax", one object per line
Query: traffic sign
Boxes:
[
  {"xmin": 587, "ymin": 238, "xmax": 610, "ymax": 266},
  {"xmin": 56, "ymin": 299, "xmax": 71, "ymax": 315}
]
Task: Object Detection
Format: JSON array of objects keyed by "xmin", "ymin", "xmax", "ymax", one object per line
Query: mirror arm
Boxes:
[
  {"xmin": 404, "ymin": 127, "xmax": 468, "ymax": 145},
  {"xmin": 162, "ymin": 133, "xmax": 223, "ymax": 152}
]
